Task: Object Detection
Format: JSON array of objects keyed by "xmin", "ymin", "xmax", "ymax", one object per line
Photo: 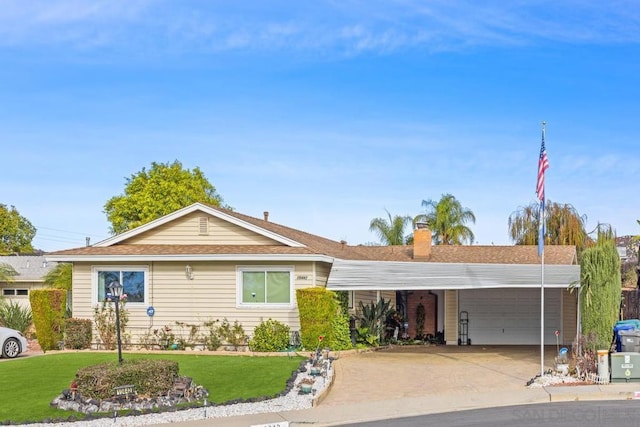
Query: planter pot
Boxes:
[
  {"xmin": 310, "ymin": 366, "xmax": 322, "ymax": 376},
  {"xmin": 556, "ymin": 363, "xmax": 569, "ymax": 375},
  {"xmin": 300, "ymin": 383, "xmax": 313, "ymax": 394}
]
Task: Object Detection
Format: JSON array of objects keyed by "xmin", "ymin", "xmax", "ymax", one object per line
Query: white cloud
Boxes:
[{"xmin": 1, "ymin": 1, "xmax": 638, "ymax": 55}]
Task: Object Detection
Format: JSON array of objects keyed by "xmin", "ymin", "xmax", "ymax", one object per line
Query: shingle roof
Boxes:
[
  {"xmin": 46, "ymin": 204, "xmax": 577, "ymax": 265},
  {"xmin": 0, "ymin": 255, "xmax": 58, "ymax": 281}
]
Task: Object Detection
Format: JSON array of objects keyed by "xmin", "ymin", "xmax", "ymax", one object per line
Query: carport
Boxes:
[{"xmin": 326, "ymin": 258, "xmax": 581, "ymax": 346}]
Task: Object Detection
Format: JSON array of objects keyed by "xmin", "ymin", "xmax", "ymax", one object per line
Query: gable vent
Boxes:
[{"xmin": 198, "ymin": 216, "xmax": 209, "ymax": 235}]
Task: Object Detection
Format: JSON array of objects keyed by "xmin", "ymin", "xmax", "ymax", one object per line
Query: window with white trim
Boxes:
[
  {"xmin": 93, "ymin": 267, "xmax": 148, "ymax": 304},
  {"xmin": 2, "ymin": 289, "xmax": 28, "ymax": 296},
  {"xmin": 237, "ymin": 267, "xmax": 293, "ymax": 306}
]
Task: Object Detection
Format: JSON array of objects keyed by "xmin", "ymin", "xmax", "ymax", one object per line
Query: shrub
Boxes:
[
  {"xmin": 75, "ymin": 359, "xmax": 179, "ymax": 400},
  {"xmin": 29, "ymin": 289, "xmax": 66, "ymax": 351},
  {"xmin": 329, "ymin": 314, "xmax": 353, "ymax": 351},
  {"xmin": 218, "ymin": 318, "xmax": 247, "ymax": 351},
  {"xmin": 201, "ymin": 319, "xmax": 223, "ymax": 351},
  {"xmin": 0, "ymin": 300, "xmax": 32, "ymax": 333},
  {"xmin": 64, "ymin": 318, "xmax": 92, "ymax": 349},
  {"xmin": 249, "ymin": 319, "xmax": 290, "ymax": 352},
  {"xmin": 93, "ymin": 297, "xmax": 129, "ymax": 350}
]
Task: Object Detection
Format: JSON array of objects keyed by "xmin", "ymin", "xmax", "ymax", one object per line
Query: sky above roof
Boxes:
[{"xmin": 2, "ymin": 1, "xmax": 639, "ymax": 251}]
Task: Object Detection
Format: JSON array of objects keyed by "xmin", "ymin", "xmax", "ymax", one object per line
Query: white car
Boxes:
[{"xmin": 0, "ymin": 326, "xmax": 28, "ymax": 359}]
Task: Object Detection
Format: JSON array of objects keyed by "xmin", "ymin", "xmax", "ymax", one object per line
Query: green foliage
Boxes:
[
  {"xmin": 64, "ymin": 318, "xmax": 92, "ymax": 350},
  {"xmin": 330, "ymin": 314, "xmax": 353, "ymax": 350},
  {"xmin": 355, "ymin": 326, "xmax": 379, "ymax": 346},
  {"xmin": 415, "ymin": 193, "xmax": 476, "ymax": 245},
  {"xmin": 369, "ymin": 209, "xmax": 413, "ymax": 245},
  {"xmin": 0, "ymin": 263, "xmax": 18, "ymax": 282},
  {"xmin": 578, "ymin": 239, "xmax": 621, "ymax": 350},
  {"xmin": 356, "ymin": 298, "xmax": 392, "ymax": 344},
  {"xmin": 43, "ymin": 263, "xmax": 72, "ymax": 291},
  {"xmin": 218, "ymin": 318, "xmax": 248, "ymax": 351},
  {"xmin": 297, "ymin": 287, "xmax": 344, "ymax": 350},
  {"xmin": 200, "ymin": 319, "xmax": 223, "ymax": 351},
  {"xmin": 508, "ymin": 200, "xmax": 590, "ymax": 253},
  {"xmin": 29, "ymin": 289, "xmax": 66, "ymax": 351},
  {"xmin": 249, "ymin": 319, "xmax": 291, "ymax": 352},
  {"xmin": 336, "ymin": 291, "xmax": 350, "ymax": 315},
  {"xmin": 0, "ymin": 204, "xmax": 36, "ymax": 254},
  {"xmin": 93, "ymin": 298, "xmax": 129, "ymax": 350},
  {"xmin": 415, "ymin": 303, "xmax": 425, "ymax": 337},
  {"xmin": 104, "ymin": 160, "xmax": 226, "ymax": 234},
  {"xmin": 0, "ymin": 299, "xmax": 32, "ymax": 333},
  {"xmin": 0, "ymin": 352, "xmax": 304, "ymax": 423},
  {"xmin": 75, "ymin": 359, "xmax": 179, "ymax": 400}
]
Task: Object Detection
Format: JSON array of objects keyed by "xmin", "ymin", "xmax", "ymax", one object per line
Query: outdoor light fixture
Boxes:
[
  {"xmin": 107, "ymin": 280, "xmax": 124, "ymax": 364},
  {"xmin": 185, "ymin": 265, "xmax": 194, "ymax": 280}
]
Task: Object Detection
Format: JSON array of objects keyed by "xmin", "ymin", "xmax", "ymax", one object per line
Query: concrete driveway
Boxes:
[{"xmin": 320, "ymin": 345, "xmax": 559, "ymax": 406}]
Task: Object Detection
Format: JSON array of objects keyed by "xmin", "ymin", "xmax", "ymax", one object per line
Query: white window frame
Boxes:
[
  {"xmin": 2, "ymin": 289, "xmax": 28, "ymax": 297},
  {"xmin": 236, "ymin": 266, "xmax": 295, "ymax": 308},
  {"xmin": 91, "ymin": 265, "xmax": 149, "ymax": 307}
]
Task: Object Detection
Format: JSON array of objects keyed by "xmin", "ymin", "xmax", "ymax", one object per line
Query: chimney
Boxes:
[
  {"xmin": 263, "ymin": 211, "xmax": 269, "ymax": 222},
  {"xmin": 413, "ymin": 223, "xmax": 432, "ymax": 259},
  {"xmin": 86, "ymin": 237, "xmax": 91, "ymax": 247}
]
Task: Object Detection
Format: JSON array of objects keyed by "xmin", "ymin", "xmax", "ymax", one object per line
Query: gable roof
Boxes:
[{"xmin": 46, "ymin": 203, "xmax": 578, "ymax": 266}]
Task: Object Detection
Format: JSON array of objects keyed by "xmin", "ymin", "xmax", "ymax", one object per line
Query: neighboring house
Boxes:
[
  {"xmin": 46, "ymin": 203, "xmax": 580, "ymax": 347},
  {"xmin": 0, "ymin": 255, "xmax": 58, "ymax": 309}
]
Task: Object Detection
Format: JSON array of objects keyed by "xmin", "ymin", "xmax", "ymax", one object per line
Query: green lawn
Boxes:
[{"xmin": 0, "ymin": 352, "xmax": 304, "ymax": 424}]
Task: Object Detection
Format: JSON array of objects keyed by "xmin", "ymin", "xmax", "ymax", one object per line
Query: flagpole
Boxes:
[
  {"xmin": 540, "ymin": 202, "xmax": 545, "ymax": 375},
  {"xmin": 540, "ymin": 120, "xmax": 547, "ymax": 376}
]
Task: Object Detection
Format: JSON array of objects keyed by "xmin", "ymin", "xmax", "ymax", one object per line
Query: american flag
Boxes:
[{"xmin": 536, "ymin": 129, "xmax": 549, "ymax": 201}]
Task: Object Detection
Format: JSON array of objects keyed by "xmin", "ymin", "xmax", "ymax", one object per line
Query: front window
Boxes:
[
  {"xmin": 238, "ymin": 267, "xmax": 293, "ymax": 306},
  {"xmin": 94, "ymin": 267, "xmax": 147, "ymax": 304}
]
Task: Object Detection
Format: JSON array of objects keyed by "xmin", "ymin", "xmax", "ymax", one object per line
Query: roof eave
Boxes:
[{"xmin": 45, "ymin": 254, "xmax": 334, "ymax": 263}]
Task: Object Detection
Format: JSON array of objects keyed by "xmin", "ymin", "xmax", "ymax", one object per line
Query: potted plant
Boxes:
[{"xmin": 299, "ymin": 377, "xmax": 314, "ymax": 394}]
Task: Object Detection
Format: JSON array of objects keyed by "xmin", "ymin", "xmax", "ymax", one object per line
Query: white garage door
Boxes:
[{"xmin": 458, "ymin": 288, "xmax": 562, "ymax": 345}]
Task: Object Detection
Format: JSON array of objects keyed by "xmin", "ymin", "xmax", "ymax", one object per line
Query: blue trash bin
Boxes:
[{"xmin": 614, "ymin": 321, "xmax": 639, "ymax": 352}]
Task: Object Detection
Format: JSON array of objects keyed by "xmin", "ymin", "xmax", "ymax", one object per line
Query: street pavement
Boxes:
[{"xmin": 161, "ymin": 345, "xmax": 640, "ymax": 427}]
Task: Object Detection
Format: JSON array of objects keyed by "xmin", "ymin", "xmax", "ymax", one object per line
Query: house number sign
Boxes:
[{"xmin": 146, "ymin": 306, "xmax": 155, "ymax": 317}]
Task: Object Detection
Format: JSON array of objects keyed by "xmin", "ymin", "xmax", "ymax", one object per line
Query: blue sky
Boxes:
[{"xmin": 2, "ymin": 1, "xmax": 639, "ymax": 251}]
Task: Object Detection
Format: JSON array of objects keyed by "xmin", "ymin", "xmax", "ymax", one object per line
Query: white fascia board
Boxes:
[
  {"xmin": 94, "ymin": 203, "xmax": 305, "ymax": 248},
  {"xmin": 45, "ymin": 254, "xmax": 334, "ymax": 263},
  {"xmin": 326, "ymin": 259, "xmax": 580, "ymax": 291}
]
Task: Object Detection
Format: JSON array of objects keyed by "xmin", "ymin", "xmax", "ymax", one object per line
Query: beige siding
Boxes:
[
  {"xmin": 0, "ymin": 281, "xmax": 48, "ymax": 309},
  {"xmin": 562, "ymin": 289, "xmax": 578, "ymax": 346},
  {"xmin": 444, "ymin": 290, "xmax": 458, "ymax": 345},
  {"xmin": 314, "ymin": 262, "xmax": 331, "ymax": 287},
  {"xmin": 352, "ymin": 290, "xmax": 396, "ymax": 314},
  {"xmin": 72, "ymin": 260, "xmax": 322, "ymax": 345},
  {"xmin": 125, "ymin": 212, "xmax": 283, "ymax": 245}
]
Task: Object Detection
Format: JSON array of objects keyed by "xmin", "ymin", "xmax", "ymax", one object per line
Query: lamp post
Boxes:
[{"xmin": 107, "ymin": 280, "xmax": 124, "ymax": 364}]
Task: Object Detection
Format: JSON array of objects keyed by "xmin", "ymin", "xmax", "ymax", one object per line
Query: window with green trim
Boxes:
[{"xmin": 238, "ymin": 267, "xmax": 292, "ymax": 305}]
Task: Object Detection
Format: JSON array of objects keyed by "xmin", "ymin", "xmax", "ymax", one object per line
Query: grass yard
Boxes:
[{"xmin": 0, "ymin": 352, "xmax": 304, "ymax": 424}]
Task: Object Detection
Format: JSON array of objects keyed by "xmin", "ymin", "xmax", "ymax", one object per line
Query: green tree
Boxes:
[
  {"xmin": 43, "ymin": 263, "xmax": 72, "ymax": 291},
  {"xmin": 414, "ymin": 194, "xmax": 476, "ymax": 245},
  {"xmin": 0, "ymin": 204, "xmax": 36, "ymax": 254},
  {"xmin": 104, "ymin": 160, "xmax": 225, "ymax": 234},
  {"xmin": 578, "ymin": 234, "xmax": 621, "ymax": 350},
  {"xmin": 0, "ymin": 263, "xmax": 18, "ymax": 282},
  {"xmin": 369, "ymin": 210, "xmax": 412, "ymax": 245},
  {"xmin": 508, "ymin": 200, "xmax": 590, "ymax": 253}
]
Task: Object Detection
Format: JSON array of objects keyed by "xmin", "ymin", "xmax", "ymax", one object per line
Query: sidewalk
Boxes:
[{"xmin": 159, "ymin": 346, "xmax": 640, "ymax": 427}]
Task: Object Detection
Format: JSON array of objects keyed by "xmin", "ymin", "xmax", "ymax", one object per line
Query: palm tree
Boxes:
[
  {"xmin": 0, "ymin": 263, "xmax": 17, "ymax": 283},
  {"xmin": 43, "ymin": 263, "xmax": 72, "ymax": 291},
  {"xmin": 415, "ymin": 194, "xmax": 476, "ymax": 245},
  {"xmin": 369, "ymin": 210, "xmax": 412, "ymax": 245},
  {"xmin": 508, "ymin": 200, "xmax": 590, "ymax": 252}
]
